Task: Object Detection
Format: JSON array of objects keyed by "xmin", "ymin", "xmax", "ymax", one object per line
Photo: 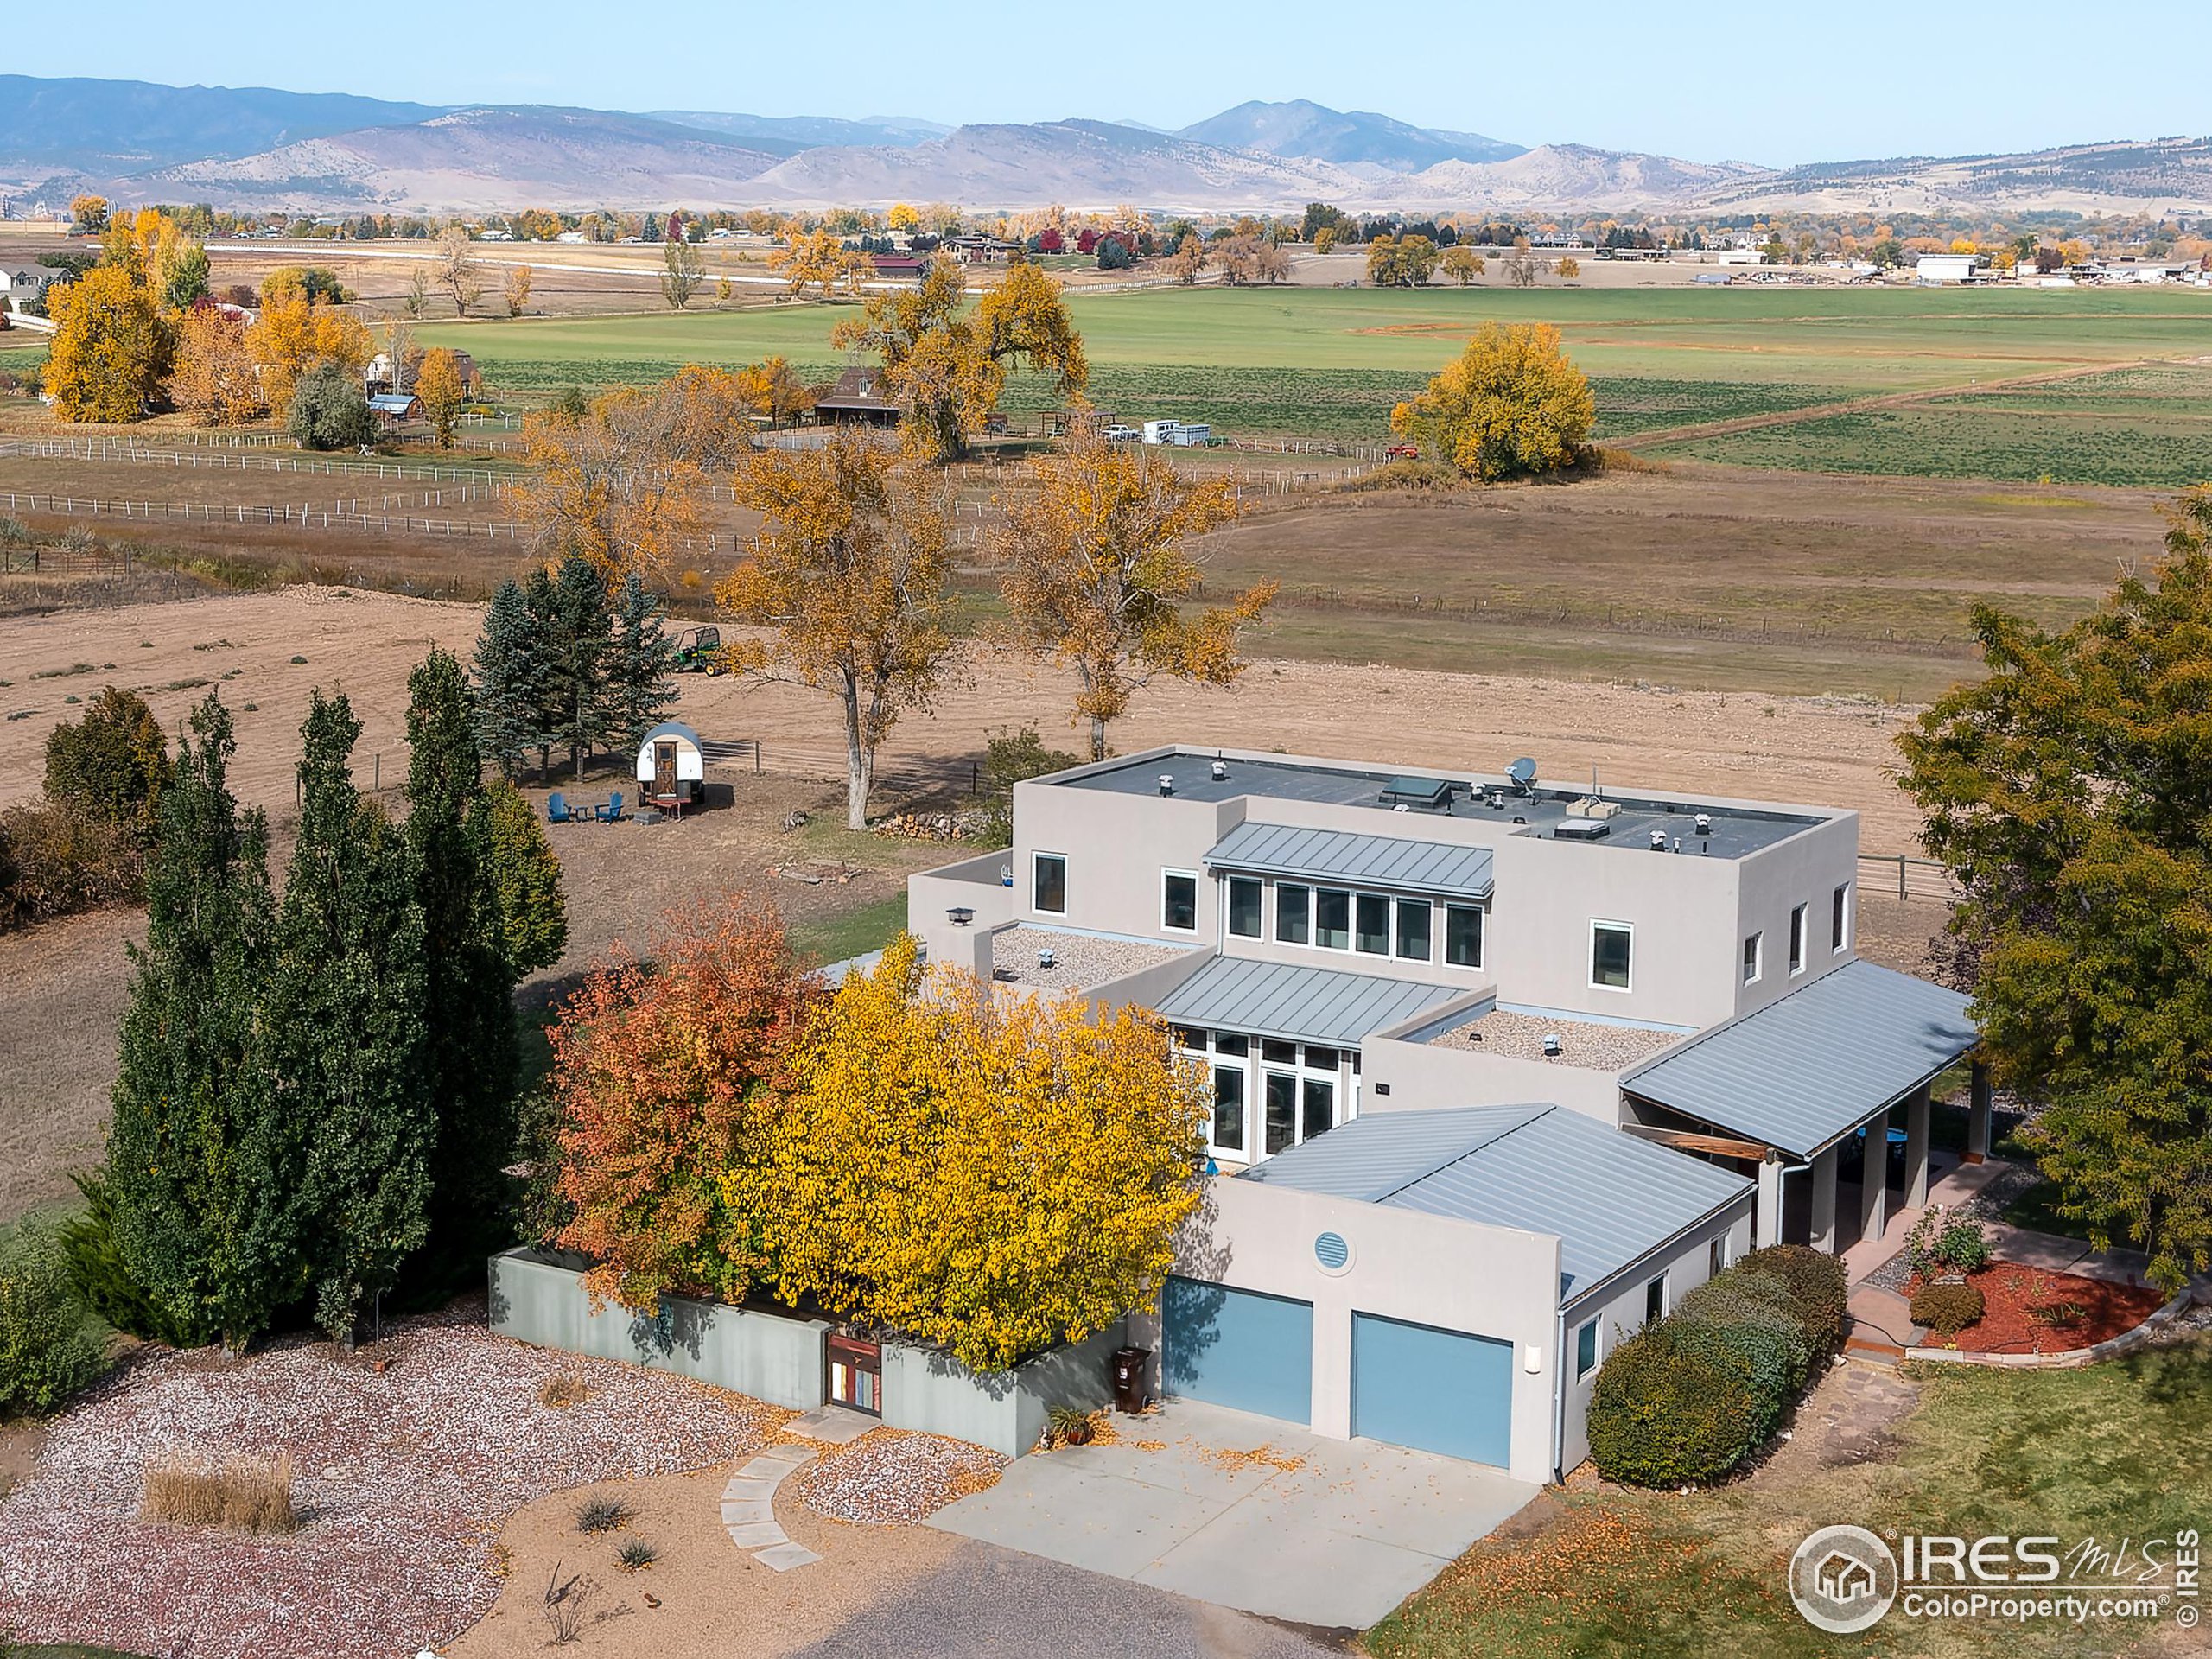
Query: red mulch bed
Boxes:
[{"xmin": 1910, "ymin": 1262, "xmax": 2168, "ymax": 1354}]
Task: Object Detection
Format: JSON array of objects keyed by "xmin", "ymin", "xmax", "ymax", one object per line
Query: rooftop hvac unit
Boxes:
[
  {"xmin": 1554, "ymin": 817, "xmax": 1611, "ymax": 841},
  {"xmin": 1649, "ymin": 829, "xmax": 1668, "ymax": 850},
  {"xmin": 1570, "ymin": 798, "xmax": 1622, "ymax": 821}
]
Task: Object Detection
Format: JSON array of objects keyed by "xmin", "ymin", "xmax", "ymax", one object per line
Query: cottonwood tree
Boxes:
[
  {"xmin": 1367, "ymin": 233, "xmax": 1440, "ymax": 287},
  {"xmin": 1899, "ymin": 486, "xmax": 2212, "ymax": 1293},
  {"xmin": 1392, "ymin": 322, "xmax": 1595, "ymax": 480},
  {"xmin": 168, "ymin": 302, "xmax": 266, "ymax": 425},
  {"xmin": 1440, "ymin": 246, "xmax": 1486, "ymax": 285},
  {"xmin": 245, "ymin": 290, "xmax": 372, "ymax": 416},
  {"xmin": 1165, "ymin": 233, "xmax": 1206, "ymax": 284},
  {"xmin": 512, "ymin": 387, "xmax": 710, "ymax": 581},
  {"xmin": 831, "ymin": 257, "xmax": 1087, "ymax": 461},
  {"xmin": 717, "ymin": 432, "xmax": 960, "ymax": 828},
  {"xmin": 995, "ymin": 424, "xmax": 1271, "ymax": 761},
  {"xmin": 99, "ymin": 695, "xmax": 295, "ymax": 1353},
  {"xmin": 415, "ymin": 347, "xmax": 466, "ymax": 449},
  {"xmin": 44, "ymin": 264, "xmax": 167, "ymax": 422},
  {"xmin": 436, "ymin": 226, "xmax": 484, "ymax": 316},
  {"xmin": 1216, "ymin": 235, "xmax": 1289, "ymax": 286},
  {"xmin": 753, "ymin": 936, "xmax": 1208, "ymax": 1373},
  {"xmin": 504, "ymin": 264, "xmax": 533, "ymax": 318},
  {"xmin": 266, "ymin": 690, "xmax": 433, "ymax": 1343},
  {"xmin": 661, "ymin": 236, "xmax": 705, "ymax": 309},
  {"xmin": 772, "ymin": 227, "xmax": 864, "ymax": 299}
]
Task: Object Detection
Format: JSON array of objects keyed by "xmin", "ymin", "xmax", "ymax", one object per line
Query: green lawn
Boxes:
[
  {"xmin": 1367, "ymin": 1337, "xmax": 2212, "ymax": 1658},
  {"xmin": 417, "ymin": 285, "xmax": 2212, "ymax": 481},
  {"xmin": 788, "ymin": 891, "xmax": 912, "ymax": 967}
]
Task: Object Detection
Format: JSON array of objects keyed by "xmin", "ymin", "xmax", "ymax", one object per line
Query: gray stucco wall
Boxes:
[
  {"xmin": 909, "ymin": 851, "xmax": 1015, "ymax": 979},
  {"xmin": 488, "ymin": 1249, "xmax": 829, "ymax": 1410},
  {"xmin": 1360, "ymin": 1031, "xmax": 1628, "ymax": 1124},
  {"xmin": 1731, "ymin": 813, "xmax": 1861, "ymax": 1016},
  {"xmin": 883, "ymin": 1322, "xmax": 1127, "ymax": 1457}
]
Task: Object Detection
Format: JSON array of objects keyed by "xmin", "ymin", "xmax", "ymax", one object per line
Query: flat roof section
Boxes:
[
  {"xmin": 1620, "ymin": 959, "xmax": 1978, "ymax": 1160},
  {"xmin": 1244, "ymin": 1103, "xmax": 1751, "ymax": 1303},
  {"xmin": 1058, "ymin": 751, "xmax": 1823, "ymax": 859},
  {"xmin": 1154, "ymin": 956, "xmax": 1462, "ymax": 1048},
  {"xmin": 989, "ymin": 925, "xmax": 1193, "ymax": 991}
]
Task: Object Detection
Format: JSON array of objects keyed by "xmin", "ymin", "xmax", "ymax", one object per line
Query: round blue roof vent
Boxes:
[{"xmin": 1314, "ymin": 1230, "xmax": 1351, "ymax": 1272}]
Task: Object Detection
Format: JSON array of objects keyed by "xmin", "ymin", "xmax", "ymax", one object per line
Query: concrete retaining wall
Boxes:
[
  {"xmin": 884, "ymin": 1321, "xmax": 1126, "ymax": 1456},
  {"xmin": 488, "ymin": 1249, "xmax": 830, "ymax": 1409}
]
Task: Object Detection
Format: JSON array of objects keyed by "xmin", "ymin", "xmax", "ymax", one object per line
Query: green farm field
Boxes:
[{"xmin": 415, "ymin": 283, "xmax": 2212, "ymax": 481}]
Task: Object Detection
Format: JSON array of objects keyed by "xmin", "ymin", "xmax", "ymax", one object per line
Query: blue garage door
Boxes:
[
  {"xmin": 1351, "ymin": 1312, "xmax": 1513, "ymax": 1467},
  {"xmin": 1161, "ymin": 1276, "xmax": 1313, "ymax": 1425}
]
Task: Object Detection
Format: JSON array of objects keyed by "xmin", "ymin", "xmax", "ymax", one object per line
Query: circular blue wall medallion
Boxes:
[{"xmin": 1314, "ymin": 1230, "xmax": 1351, "ymax": 1272}]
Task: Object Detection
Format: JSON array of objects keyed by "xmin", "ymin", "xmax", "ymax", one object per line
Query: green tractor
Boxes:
[{"xmin": 674, "ymin": 625, "xmax": 726, "ymax": 676}]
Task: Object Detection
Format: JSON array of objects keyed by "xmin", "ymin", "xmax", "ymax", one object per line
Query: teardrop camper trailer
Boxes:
[{"xmin": 637, "ymin": 721, "xmax": 705, "ymax": 813}]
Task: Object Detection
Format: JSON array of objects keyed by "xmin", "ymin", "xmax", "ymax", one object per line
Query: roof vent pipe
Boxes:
[
  {"xmin": 1211, "ymin": 758, "xmax": 1229, "ymax": 781},
  {"xmin": 1542, "ymin": 1033, "xmax": 1563, "ymax": 1058},
  {"xmin": 1649, "ymin": 829, "xmax": 1667, "ymax": 851},
  {"xmin": 1158, "ymin": 773, "xmax": 1176, "ymax": 796},
  {"xmin": 1695, "ymin": 812, "xmax": 1713, "ymax": 836}
]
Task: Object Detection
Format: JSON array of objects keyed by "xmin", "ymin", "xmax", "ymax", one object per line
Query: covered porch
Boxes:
[{"xmin": 1616, "ymin": 960, "xmax": 1983, "ymax": 1255}]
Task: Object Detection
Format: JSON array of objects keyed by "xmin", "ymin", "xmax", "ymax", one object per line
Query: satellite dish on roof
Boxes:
[{"xmin": 1507, "ymin": 757, "xmax": 1538, "ymax": 792}]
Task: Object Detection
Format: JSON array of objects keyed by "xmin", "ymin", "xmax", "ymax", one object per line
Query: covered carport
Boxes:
[{"xmin": 1617, "ymin": 960, "xmax": 1981, "ymax": 1255}]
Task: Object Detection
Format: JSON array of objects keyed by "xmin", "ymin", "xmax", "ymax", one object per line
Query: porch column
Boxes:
[
  {"xmin": 1966, "ymin": 1060, "xmax": 1993, "ymax": 1164},
  {"xmin": 1904, "ymin": 1084, "xmax": 1932, "ymax": 1209},
  {"xmin": 1756, "ymin": 1155, "xmax": 1786, "ymax": 1250},
  {"xmin": 1857, "ymin": 1109, "xmax": 1889, "ymax": 1246},
  {"xmin": 1808, "ymin": 1143, "xmax": 1840, "ymax": 1254}
]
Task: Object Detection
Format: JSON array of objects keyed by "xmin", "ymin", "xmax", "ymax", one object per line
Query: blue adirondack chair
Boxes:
[
  {"xmin": 595, "ymin": 791, "xmax": 624, "ymax": 823},
  {"xmin": 547, "ymin": 791, "xmax": 574, "ymax": 824}
]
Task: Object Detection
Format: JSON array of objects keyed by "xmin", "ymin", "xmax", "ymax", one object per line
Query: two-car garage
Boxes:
[{"xmin": 1161, "ymin": 1276, "xmax": 1515, "ymax": 1469}]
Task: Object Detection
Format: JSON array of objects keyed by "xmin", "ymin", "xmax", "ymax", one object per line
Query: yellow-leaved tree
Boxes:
[
  {"xmin": 168, "ymin": 302, "xmax": 266, "ymax": 426},
  {"xmin": 245, "ymin": 290, "xmax": 372, "ymax": 416},
  {"xmin": 732, "ymin": 355, "xmax": 816, "ymax": 424},
  {"xmin": 771, "ymin": 226, "xmax": 865, "ymax": 299},
  {"xmin": 1440, "ymin": 245, "xmax": 1486, "ymax": 285},
  {"xmin": 510, "ymin": 384, "xmax": 711, "ymax": 582},
  {"xmin": 744, "ymin": 935, "xmax": 1209, "ymax": 1373},
  {"xmin": 716, "ymin": 431, "xmax": 960, "ymax": 829},
  {"xmin": 43, "ymin": 264, "xmax": 168, "ymax": 423},
  {"xmin": 995, "ymin": 423, "xmax": 1273, "ymax": 760},
  {"xmin": 831, "ymin": 256, "xmax": 1086, "ymax": 462},
  {"xmin": 414, "ymin": 346, "xmax": 467, "ymax": 449},
  {"xmin": 1391, "ymin": 321, "xmax": 1596, "ymax": 481}
]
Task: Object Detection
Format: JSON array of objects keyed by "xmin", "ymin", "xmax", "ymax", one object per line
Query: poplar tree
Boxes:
[
  {"xmin": 405, "ymin": 651, "xmax": 521, "ymax": 1267},
  {"xmin": 100, "ymin": 694, "xmax": 296, "ymax": 1353},
  {"xmin": 266, "ymin": 690, "xmax": 433, "ymax": 1342},
  {"xmin": 474, "ymin": 579, "xmax": 540, "ymax": 780},
  {"xmin": 603, "ymin": 571, "xmax": 679, "ymax": 753}
]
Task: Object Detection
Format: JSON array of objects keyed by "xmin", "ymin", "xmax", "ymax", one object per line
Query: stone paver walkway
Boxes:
[{"xmin": 717, "ymin": 1405, "xmax": 880, "ymax": 1573}]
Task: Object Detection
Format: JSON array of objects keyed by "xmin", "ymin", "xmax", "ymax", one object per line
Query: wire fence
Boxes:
[
  {"xmin": 0, "ymin": 436, "xmax": 518, "ymax": 486},
  {"xmin": 1859, "ymin": 852, "xmax": 1961, "ymax": 902}
]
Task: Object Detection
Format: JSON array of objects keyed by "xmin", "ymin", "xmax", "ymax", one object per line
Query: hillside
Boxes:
[
  {"xmin": 1178, "ymin": 99, "xmax": 1524, "ymax": 170},
  {"xmin": 0, "ymin": 73, "xmax": 441, "ymax": 169}
]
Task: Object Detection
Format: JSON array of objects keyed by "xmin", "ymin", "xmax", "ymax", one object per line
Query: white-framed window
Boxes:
[
  {"xmin": 1743, "ymin": 931, "xmax": 1763, "ymax": 985},
  {"xmin": 1575, "ymin": 1318, "xmax": 1600, "ymax": 1379},
  {"xmin": 1275, "ymin": 882, "xmax": 1311, "ymax": 945},
  {"xmin": 1162, "ymin": 869, "xmax": 1198, "ymax": 933},
  {"xmin": 1314, "ymin": 887, "xmax": 1352, "ymax": 950},
  {"xmin": 1789, "ymin": 903, "xmax": 1808, "ymax": 976},
  {"xmin": 1709, "ymin": 1235, "xmax": 1726, "ymax": 1277},
  {"xmin": 1395, "ymin": 899, "xmax": 1433, "ymax": 962},
  {"xmin": 1591, "ymin": 920, "xmax": 1633, "ymax": 991},
  {"xmin": 1832, "ymin": 882, "xmax": 1851, "ymax": 952},
  {"xmin": 1354, "ymin": 893, "xmax": 1391, "ymax": 956},
  {"xmin": 1225, "ymin": 875, "xmax": 1262, "ymax": 939},
  {"xmin": 1032, "ymin": 850, "xmax": 1066, "ymax": 915},
  {"xmin": 1643, "ymin": 1273, "xmax": 1668, "ymax": 1325},
  {"xmin": 1444, "ymin": 903, "xmax": 1484, "ymax": 969},
  {"xmin": 1199, "ymin": 1029, "xmax": 1351, "ymax": 1162}
]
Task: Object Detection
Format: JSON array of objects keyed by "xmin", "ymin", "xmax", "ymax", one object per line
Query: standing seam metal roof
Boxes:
[
  {"xmin": 1243, "ymin": 1103, "xmax": 1751, "ymax": 1302},
  {"xmin": 1618, "ymin": 959, "xmax": 1978, "ymax": 1160},
  {"xmin": 1152, "ymin": 956, "xmax": 1462, "ymax": 1047},
  {"xmin": 1205, "ymin": 821, "xmax": 1496, "ymax": 898}
]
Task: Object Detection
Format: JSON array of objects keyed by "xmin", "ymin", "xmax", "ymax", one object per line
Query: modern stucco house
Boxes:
[{"xmin": 906, "ymin": 745, "xmax": 1980, "ymax": 1482}]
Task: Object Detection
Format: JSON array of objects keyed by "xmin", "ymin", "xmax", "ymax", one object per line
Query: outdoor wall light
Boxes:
[
  {"xmin": 947, "ymin": 906, "xmax": 976, "ymax": 927},
  {"xmin": 1523, "ymin": 1344, "xmax": 1543, "ymax": 1375}
]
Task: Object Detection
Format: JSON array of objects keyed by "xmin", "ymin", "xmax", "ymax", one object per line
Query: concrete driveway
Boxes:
[{"xmin": 927, "ymin": 1400, "xmax": 1540, "ymax": 1630}]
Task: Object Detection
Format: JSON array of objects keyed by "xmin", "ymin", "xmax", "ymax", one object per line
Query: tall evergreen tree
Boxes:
[
  {"xmin": 265, "ymin": 690, "xmax": 434, "ymax": 1342},
  {"xmin": 604, "ymin": 572, "xmax": 680, "ymax": 753},
  {"xmin": 473, "ymin": 579, "xmax": 540, "ymax": 781},
  {"xmin": 405, "ymin": 651, "xmax": 522, "ymax": 1268},
  {"xmin": 523, "ymin": 566, "xmax": 564, "ymax": 783},
  {"xmin": 548, "ymin": 555, "xmax": 614, "ymax": 781},
  {"xmin": 101, "ymin": 694, "xmax": 297, "ymax": 1353}
]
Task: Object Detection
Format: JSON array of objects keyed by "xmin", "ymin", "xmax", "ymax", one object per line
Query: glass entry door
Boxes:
[
  {"xmin": 1264, "ymin": 1072, "xmax": 1298, "ymax": 1156},
  {"xmin": 827, "ymin": 1332, "xmax": 882, "ymax": 1415}
]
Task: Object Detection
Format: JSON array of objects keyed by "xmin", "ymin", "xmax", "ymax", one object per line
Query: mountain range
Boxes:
[{"xmin": 3, "ymin": 75, "xmax": 2208, "ymax": 218}]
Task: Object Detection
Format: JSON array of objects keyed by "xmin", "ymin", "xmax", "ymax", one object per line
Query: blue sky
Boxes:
[{"xmin": 16, "ymin": 1, "xmax": 2211, "ymax": 165}]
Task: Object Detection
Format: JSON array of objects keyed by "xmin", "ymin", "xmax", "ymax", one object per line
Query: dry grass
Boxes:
[
  {"xmin": 537, "ymin": 1372, "xmax": 588, "ymax": 1410},
  {"xmin": 140, "ymin": 1451, "xmax": 298, "ymax": 1535}
]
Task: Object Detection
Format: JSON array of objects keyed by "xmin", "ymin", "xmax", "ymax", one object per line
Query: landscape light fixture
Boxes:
[{"xmin": 947, "ymin": 906, "xmax": 976, "ymax": 927}]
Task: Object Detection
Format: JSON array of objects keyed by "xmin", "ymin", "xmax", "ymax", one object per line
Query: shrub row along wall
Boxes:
[
  {"xmin": 488, "ymin": 1249, "xmax": 1121, "ymax": 1457},
  {"xmin": 1585, "ymin": 1243, "xmax": 1847, "ymax": 1487}
]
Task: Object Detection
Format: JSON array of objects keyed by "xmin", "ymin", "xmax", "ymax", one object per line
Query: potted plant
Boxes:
[{"xmin": 1048, "ymin": 1405, "xmax": 1095, "ymax": 1447}]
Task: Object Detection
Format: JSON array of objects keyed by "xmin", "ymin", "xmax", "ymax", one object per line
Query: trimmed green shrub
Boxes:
[
  {"xmin": 1674, "ymin": 1276, "xmax": 1813, "ymax": 1438},
  {"xmin": 44, "ymin": 685, "xmax": 172, "ymax": 848},
  {"xmin": 59, "ymin": 1173, "xmax": 207, "ymax": 1348},
  {"xmin": 287, "ymin": 364, "xmax": 375, "ymax": 452},
  {"xmin": 0, "ymin": 1217, "xmax": 109, "ymax": 1415},
  {"xmin": 1910, "ymin": 1280, "xmax": 1986, "ymax": 1337},
  {"xmin": 1735, "ymin": 1243, "xmax": 1849, "ymax": 1358},
  {"xmin": 1586, "ymin": 1322, "xmax": 1760, "ymax": 1487}
]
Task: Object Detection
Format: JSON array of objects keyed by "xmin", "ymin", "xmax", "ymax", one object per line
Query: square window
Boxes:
[
  {"xmin": 1163, "ymin": 870, "xmax": 1198, "ymax": 932},
  {"xmin": 1212, "ymin": 1066, "xmax": 1245, "ymax": 1153},
  {"xmin": 1395, "ymin": 899, "xmax": 1433, "ymax": 962},
  {"xmin": 1592, "ymin": 921, "xmax": 1632, "ymax": 990},
  {"xmin": 1301, "ymin": 1077, "xmax": 1335, "ymax": 1142},
  {"xmin": 1644, "ymin": 1274, "xmax": 1667, "ymax": 1325},
  {"xmin": 1355, "ymin": 893, "xmax": 1390, "ymax": 955},
  {"xmin": 1275, "ymin": 883, "xmax": 1311, "ymax": 945},
  {"xmin": 1832, "ymin": 883, "xmax": 1850, "ymax": 951},
  {"xmin": 1445, "ymin": 904, "xmax": 1484, "ymax": 969},
  {"xmin": 1173, "ymin": 1025, "xmax": 1207, "ymax": 1052},
  {"xmin": 1303, "ymin": 1045, "xmax": 1339, "ymax": 1071},
  {"xmin": 1261, "ymin": 1038, "xmax": 1298, "ymax": 1065},
  {"xmin": 1575, "ymin": 1319, "xmax": 1599, "ymax": 1379},
  {"xmin": 1213, "ymin": 1033, "xmax": 1249, "ymax": 1058},
  {"xmin": 1227, "ymin": 875, "xmax": 1262, "ymax": 938},
  {"xmin": 1315, "ymin": 888, "xmax": 1351, "ymax": 950},
  {"xmin": 1743, "ymin": 931, "xmax": 1762, "ymax": 984},
  {"xmin": 1789, "ymin": 903, "xmax": 1808, "ymax": 975},
  {"xmin": 1033, "ymin": 851, "xmax": 1066, "ymax": 914}
]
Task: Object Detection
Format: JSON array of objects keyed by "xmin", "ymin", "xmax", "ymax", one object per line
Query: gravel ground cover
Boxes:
[
  {"xmin": 789, "ymin": 1430, "xmax": 1007, "ymax": 1525},
  {"xmin": 0, "ymin": 1300, "xmax": 785, "ymax": 1659},
  {"xmin": 989, "ymin": 925, "xmax": 1192, "ymax": 994},
  {"xmin": 1429, "ymin": 1005, "xmax": 1681, "ymax": 1068}
]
